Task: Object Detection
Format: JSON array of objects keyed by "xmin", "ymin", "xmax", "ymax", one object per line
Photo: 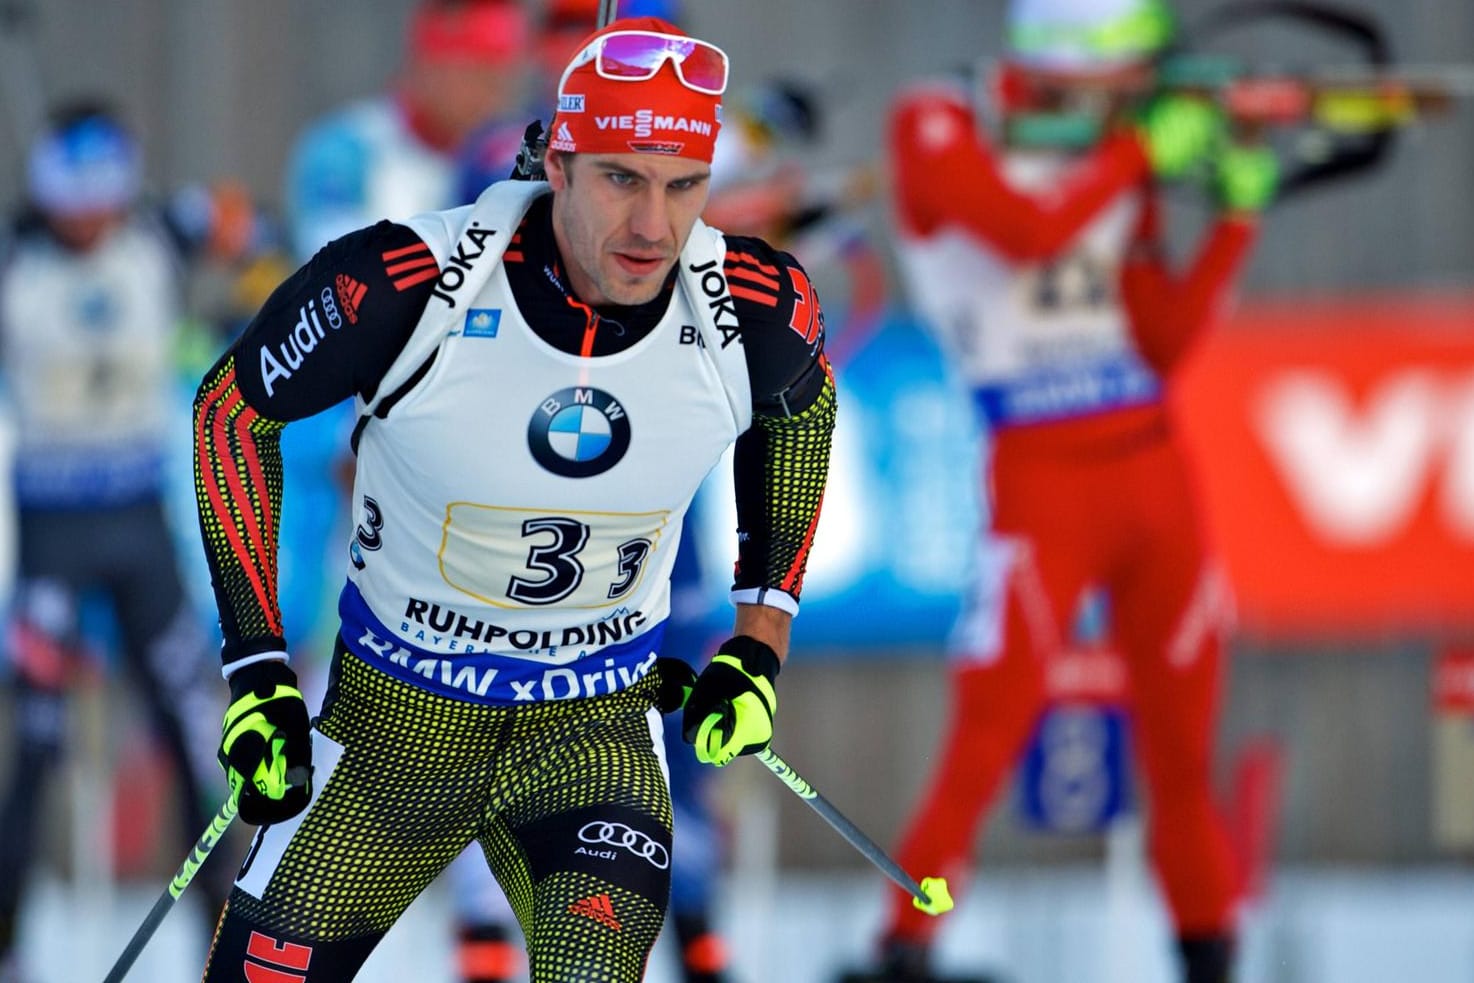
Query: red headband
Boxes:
[
  {"xmin": 410, "ymin": 0, "xmax": 529, "ymax": 64},
  {"xmin": 548, "ymin": 17, "xmax": 723, "ymax": 162}
]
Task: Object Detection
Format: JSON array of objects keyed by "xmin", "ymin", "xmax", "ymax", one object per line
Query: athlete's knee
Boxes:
[
  {"xmin": 528, "ymin": 883, "xmax": 665, "ymax": 983},
  {"xmin": 518, "ymin": 806, "xmax": 672, "ymax": 980},
  {"xmin": 203, "ymin": 897, "xmax": 380, "ymax": 983},
  {"xmin": 7, "ymin": 581, "xmax": 81, "ymax": 692}
]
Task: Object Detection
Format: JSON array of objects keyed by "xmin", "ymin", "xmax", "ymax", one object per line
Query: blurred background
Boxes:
[{"xmin": 0, "ymin": 1, "xmax": 1471, "ymax": 982}]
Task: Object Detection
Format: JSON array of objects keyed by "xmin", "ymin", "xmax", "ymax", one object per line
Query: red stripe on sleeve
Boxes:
[
  {"xmin": 197, "ymin": 377, "xmax": 279, "ymax": 632},
  {"xmin": 781, "ymin": 489, "xmax": 826, "ymax": 594},
  {"xmin": 729, "ymin": 284, "xmax": 778, "ymax": 307},
  {"xmin": 392, "ymin": 267, "xmax": 442, "ymax": 290},
  {"xmin": 385, "ymin": 256, "xmax": 438, "ymax": 277},
  {"xmin": 726, "ymin": 252, "xmax": 780, "ymax": 276},
  {"xmin": 382, "ymin": 242, "xmax": 432, "ymax": 261},
  {"xmin": 726, "ymin": 264, "xmax": 781, "ymax": 291},
  {"xmin": 234, "ymin": 402, "xmax": 278, "ymax": 580},
  {"xmin": 210, "ymin": 390, "xmax": 281, "ymax": 633}
]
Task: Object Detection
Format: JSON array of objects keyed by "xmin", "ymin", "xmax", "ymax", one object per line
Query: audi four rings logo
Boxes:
[{"xmin": 578, "ymin": 821, "xmax": 669, "ymax": 869}]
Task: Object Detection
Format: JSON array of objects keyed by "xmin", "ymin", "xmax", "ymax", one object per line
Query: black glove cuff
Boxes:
[
  {"xmin": 653, "ymin": 657, "xmax": 697, "ymax": 714},
  {"xmin": 718, "ymin": 635, "xmax": 781, "ymax": 682},
  {"xmin": 228, "ymin": 659, "xmax": 299, "ymax": 701}
]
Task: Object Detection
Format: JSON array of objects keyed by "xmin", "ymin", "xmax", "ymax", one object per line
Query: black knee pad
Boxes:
[{"xmin": 203, "ymin": 896, "xmax": 381, "ymax": 983}]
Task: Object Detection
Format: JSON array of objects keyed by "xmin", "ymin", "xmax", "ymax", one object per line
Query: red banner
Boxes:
[{"xmin": 1173, "ymin": 293, "xmax": 1474, "ymax": 636}]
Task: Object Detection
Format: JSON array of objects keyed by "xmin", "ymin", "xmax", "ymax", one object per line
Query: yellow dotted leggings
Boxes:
[{"xmin": 202, "ymin": 646, "xmax": 673, "ymax": 982}]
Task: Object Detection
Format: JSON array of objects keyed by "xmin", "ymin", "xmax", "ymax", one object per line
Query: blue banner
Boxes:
[{"xmin": 691, "ymin": 312, "xmax": 982, "ymax": 653}]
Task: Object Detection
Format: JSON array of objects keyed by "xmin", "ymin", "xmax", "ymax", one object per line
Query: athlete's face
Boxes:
[{"xmin": 546, "ymin": 150, "xmax": 711, "ymax": 307}]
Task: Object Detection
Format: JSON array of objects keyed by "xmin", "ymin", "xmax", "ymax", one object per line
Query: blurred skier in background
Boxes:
[
  {"xmin": 843, "ymin": 1, "xmax": 1278, "ymax": 981},
  {"xmin": 0, "ymin": 100, "xmax": 268, "ymax": 982}
]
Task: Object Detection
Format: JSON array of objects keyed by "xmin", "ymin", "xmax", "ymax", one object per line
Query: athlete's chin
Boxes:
[{"xmin": 603, "ymin": 262, "xmax": 674, "ymax": 306}]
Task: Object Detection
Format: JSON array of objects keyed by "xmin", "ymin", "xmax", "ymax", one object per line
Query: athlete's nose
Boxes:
[{"xmin": 628, "ymin": 186, "xmax": 670, "ymax": 245}]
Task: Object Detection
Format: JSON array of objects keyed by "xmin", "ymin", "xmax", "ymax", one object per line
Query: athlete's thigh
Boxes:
[
  {"xmin": 1110, "ymin": 444, "xmax": 1220, "ymax": 665},
  {"xmin": 498, "ymin": 697, "xmax": 673, "ymax": 983},
  {"xmin": 206, "ymin": 724, "xmax": 483, "ymax": 980},
  {"xmin": 1109, "ymin": 446, "xmax": 1230, "ymax": 770},
  {"xmin": 989, "ymin": 450, "xmax": 1109, "ymax": 655},
  {"xmin": 11, "ymin": 510, "xmax": 92, "ymax": 665}
]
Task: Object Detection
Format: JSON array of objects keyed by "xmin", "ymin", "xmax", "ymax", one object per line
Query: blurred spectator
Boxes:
[
  {"xmin": 285, "ymin": 0, "xmax": 533, "ymax": 257},
  {"xmin": 0, "ymin": 99, "xmax": 266, "ymax": 982},
  {"xmin": 840, "ymin": 1, "xmax": 1279, "ymax": 982}
]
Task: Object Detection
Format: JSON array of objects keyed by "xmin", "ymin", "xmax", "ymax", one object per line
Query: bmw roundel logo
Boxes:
[{"xmin": 528, "ymin": 387, "xmax": 632, "ymax": 477}]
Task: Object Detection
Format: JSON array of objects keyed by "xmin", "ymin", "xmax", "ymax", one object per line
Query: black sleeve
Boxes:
[
  {"xmin": 723, "ymin": 234, "xmax": 831, "ymax": 415},
  {"xmin": 722, "ymin": 235, "xmax": 838, "ymax": 607},
  {"xmin": 231, "ymin": 220, "xmax": 439, "ymax": 419},
  {"xmin": 193, "ymin": 220, "xmax": 440, "ymax": 669}
]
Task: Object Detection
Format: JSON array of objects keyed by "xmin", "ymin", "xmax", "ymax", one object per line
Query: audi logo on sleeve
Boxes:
[
  {"xmin": 528, "ymin": 386, "xmax": 632, "ymax": 477},
  {"xmin": 577, "ymin": 820, "xmax": 670, "ymax": 869}
]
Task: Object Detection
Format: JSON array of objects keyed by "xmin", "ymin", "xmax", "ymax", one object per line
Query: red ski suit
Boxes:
[{"xmin": 882, "ymin": 84, "xmax": 1257, "ymax": 945}]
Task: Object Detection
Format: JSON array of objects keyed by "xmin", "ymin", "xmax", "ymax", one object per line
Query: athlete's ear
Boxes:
[{"xmin": 544, "ymin": 148, "xmax": 572, "ymax": 191}]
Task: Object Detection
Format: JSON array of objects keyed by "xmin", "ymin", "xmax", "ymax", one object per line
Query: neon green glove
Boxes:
[
  {"xmin": 219, "ymin": 659, "xmax": 312, "ymax": 825},
  {"xmin": 1215, "ymin": 143, "xmax": 1280, "ymax": 212},
  {"xmin": 681, "ymin": 636, "xmax": 779, "ymax": 767},
  {"xmin": 1138, "ymin": 94, "xmax": 1222, "ymax": 179}
]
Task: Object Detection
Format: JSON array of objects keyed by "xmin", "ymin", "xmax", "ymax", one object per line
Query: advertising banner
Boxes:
[{"xmin": 1174, "ymin": 294, "xmax": 1474, "ymax": 636}]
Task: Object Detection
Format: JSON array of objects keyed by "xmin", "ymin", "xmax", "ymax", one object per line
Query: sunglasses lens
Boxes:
[
  {"xmin": 597, "ymin": 33, "xmax": 728, "ymax": 93},
  {"xmin": 598, "ymin": 33, "xmax": 680, "ymax": 78},
  {"xmin": 675, "ymin": 42, "xmax": 728, "ymax": 93}
]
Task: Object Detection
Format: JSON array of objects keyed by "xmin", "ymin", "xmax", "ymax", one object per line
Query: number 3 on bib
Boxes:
[{"xmin": 439, "ymin": 503, "xmax": 669, "ymax": 610}]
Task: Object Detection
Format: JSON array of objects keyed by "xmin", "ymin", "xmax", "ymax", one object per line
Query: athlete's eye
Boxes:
[{"xmin": 606, "ymin": 171, "xmax": 637, "ymax": 187}]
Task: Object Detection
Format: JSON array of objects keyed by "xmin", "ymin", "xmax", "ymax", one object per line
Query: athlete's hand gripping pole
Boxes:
[
  {"xmin": 219, "ymin": 659, "xmax": 313, "ymax": 825},
  {"xmin": 681, "ymin": 636, "xmax": 781, "ymax": 767},
  {"xmin": 653, "ymin": 657, "xmax": 951, "ymax": 915},
  {"xmin": 100, "ymin": 795, "xmax": 239, "ymax": 983}
]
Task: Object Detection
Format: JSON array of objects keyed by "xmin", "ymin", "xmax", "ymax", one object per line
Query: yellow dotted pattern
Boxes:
[
  {"xmin": 193, "ymin": 356, "xmax": 288, "ymax": 651},
  {"xmin": 529, "ymin": 872, "xmax": 666, "ymax": 982},
  {"xmin": 747, "ymin": 363, "xmax": 838, "ymax": 598},
  {"xmin": 231, "ymin": 653, "xmax": 671, "ymax": 981}
]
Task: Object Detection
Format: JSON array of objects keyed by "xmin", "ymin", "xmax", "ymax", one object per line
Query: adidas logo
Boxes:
[
  {"xmin": 381, "ymin": 241, "xmax": 439, "ymax": 292},
  {"xmin": 334, "ymin": 274, "xmax": 366, "ymax": 324},
  {"xmin": 568, "ymin": 892, "xmax": 622, "ymax": 931},
  {"xmin": 557, "ymin": 121, "xmax": 574, "ymax": 145}
]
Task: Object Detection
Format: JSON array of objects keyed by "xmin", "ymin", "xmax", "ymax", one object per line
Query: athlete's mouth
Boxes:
[{"xmin": 613, "ymin": 252, "xmax": 668, "ymax": 276}]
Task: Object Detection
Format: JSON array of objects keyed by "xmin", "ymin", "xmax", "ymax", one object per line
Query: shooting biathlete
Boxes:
[
  {"xmin": 0, "ymin": 101, "xmax": 261, "ymax": 981},
  {"xmin": 845, "ymin": 1, "xmax": 1277, "ymax": 982},
  {"xmin": 193, "ymin": 15, "xmax": 836, "ymax": 983}
]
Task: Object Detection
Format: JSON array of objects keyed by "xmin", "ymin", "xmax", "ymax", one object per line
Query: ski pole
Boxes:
[
  {"xmin": 755, "ymin": 747, "xmax": 954, "ymax": 915},
  {"xmin": 100, "ymin": 794, "xmax": 239, "ymax": 983}
]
